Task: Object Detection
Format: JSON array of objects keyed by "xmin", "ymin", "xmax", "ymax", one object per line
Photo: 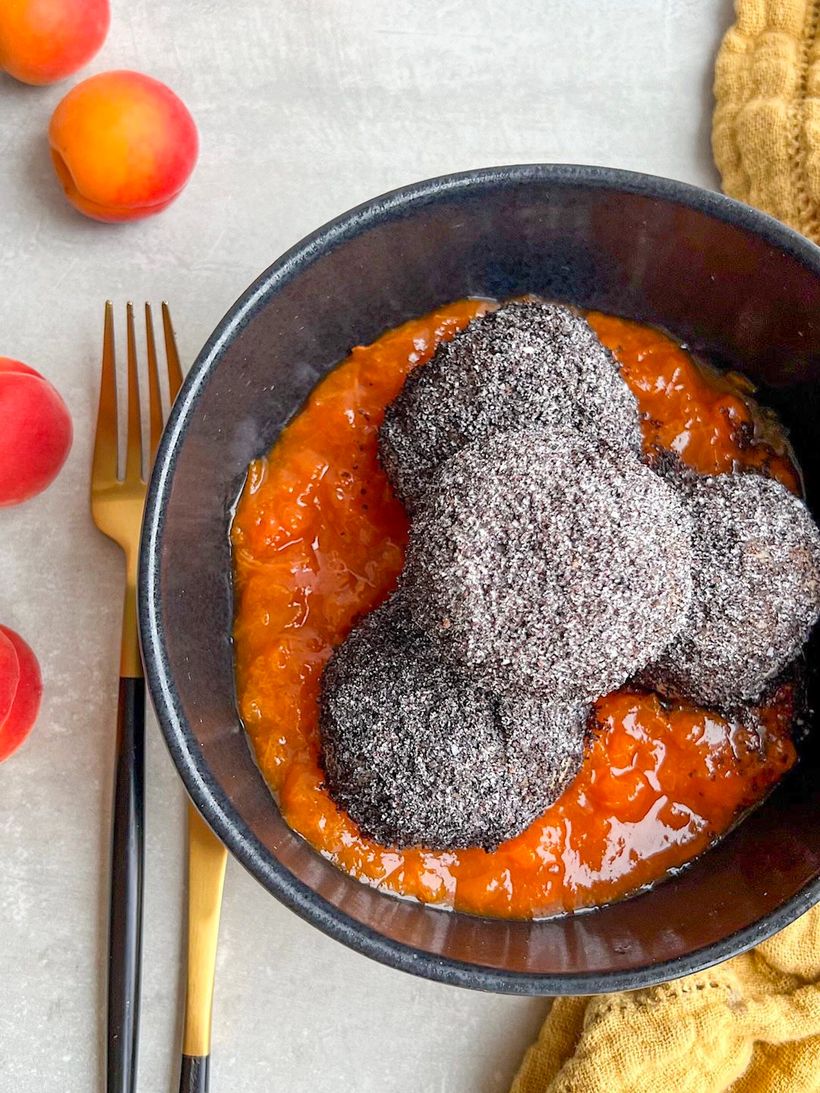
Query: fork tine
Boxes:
[
  {"xmin": 124, "ymin": 302, "xmax": 143, "ymax": 482},
  {"xmin": 92, "ymin": 301, "xmax": 119, "ymax": 483},
  {"xmin": 161, "ymin": 302, "xmax": 184, "ymax": 401},
  {"xmin": 144, "ymin": 304, "xmax": 163, "ymax": 461}
]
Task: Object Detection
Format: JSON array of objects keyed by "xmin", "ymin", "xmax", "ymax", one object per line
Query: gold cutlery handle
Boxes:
[{"xmin": 180, "ymin": 804, "xmax": 228, "ymax": 1092}]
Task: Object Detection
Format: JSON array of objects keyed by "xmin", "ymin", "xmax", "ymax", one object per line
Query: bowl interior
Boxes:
[{"xmin": 141, "ymin": 166, "xmax": 820, "ymax": 994}]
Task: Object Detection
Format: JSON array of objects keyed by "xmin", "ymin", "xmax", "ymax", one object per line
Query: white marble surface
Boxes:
[{"xmin": 0, "ymin": 2, "xmax": 731, "ymax": 1089}]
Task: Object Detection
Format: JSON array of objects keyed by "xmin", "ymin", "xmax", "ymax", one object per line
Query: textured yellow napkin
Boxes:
[
  {"xmin": 511, "ymin": 4, "xmax": 820, "ymax": 1090},
  {"xmin": 713, "ymin": 0, "xmax": 820, "ymax": 242},
  {"xmin": 511, "ymin": 910, "xmax": 820, "ymax": 1092}
]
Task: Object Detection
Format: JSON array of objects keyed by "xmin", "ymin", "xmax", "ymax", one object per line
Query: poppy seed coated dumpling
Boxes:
[
  {"xmin": 319, "ymin": 599, "xmax": 588, "ymax": 851},
  {"xmin": 641, "ymin": 472, "xmax": 820, "ymax": 705},
  {"xmin": 401, "ymin": 430, "xmax": 694, "ymax": 702},
  {"xmin": 378, "ymin": 300, "xmax": 642, "ymax": 512}
]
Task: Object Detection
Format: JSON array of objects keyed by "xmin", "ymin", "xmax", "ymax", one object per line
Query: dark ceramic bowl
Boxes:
[{"xmin": 140, "ymin": 164, "xmax": 820, "ymax": 995}]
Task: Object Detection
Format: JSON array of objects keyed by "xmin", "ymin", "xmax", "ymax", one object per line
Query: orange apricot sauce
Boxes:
[
  {"xmin": 587, "ymin": 312, "xmax": 799, "ymax": 492},
  {"xmin": 231, "ymin": 301, "xmax": 798, "ymax": 919}
]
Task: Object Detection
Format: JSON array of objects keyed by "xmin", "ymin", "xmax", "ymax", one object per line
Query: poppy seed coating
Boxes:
[
  {"xmin": 641, "ymin": 472, "xmax": 820, "ymax": 705},
  {"xmin": 379, "ymin": 300, "xmax": 642, "ymax": 512},
  {"xmin": 319, "ymin": 600, "xmax": 588, "ymax": 851},
  {"xmin": 401, "ymin": 430, "xmax": 694, "ymax": 701}
]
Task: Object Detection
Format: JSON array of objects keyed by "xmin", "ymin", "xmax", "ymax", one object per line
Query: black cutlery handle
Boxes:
[
  {"xmin": 180, "ymin": 1054, "xmax": 210, "ymax": 1092},
  {"xmin": 107, "ymin": 676, "xmax": 145, "ymax": 1093}
]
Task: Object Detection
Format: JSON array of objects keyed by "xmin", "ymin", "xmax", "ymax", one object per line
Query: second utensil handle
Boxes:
[
  {"xmin": 107, "ymin": 676, "xmax": 145, "ymax": 1093},
  {"xmin": 179, "ymin": 1054, "xmax": 209, "ymax": 1093},
  {"xmin": 180, "ymin": 805, "xmax": 228, "ymax": 1093}
]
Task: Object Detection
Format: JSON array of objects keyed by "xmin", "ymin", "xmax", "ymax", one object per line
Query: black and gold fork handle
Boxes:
[
  {"xmin": 108, "ymin": 570, "xmax": 145, "ymax": 1093},
  {"xmin": 107, "ymin": 669, "xmax": 145, "ymax": 1093}
]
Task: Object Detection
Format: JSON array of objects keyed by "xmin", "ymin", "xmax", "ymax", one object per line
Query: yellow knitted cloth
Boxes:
[
  {"xmin": 511, "ymin": 4, "xmax": 820, "ymax": 1090},
  {"xmin": 511, "ymin": 909, "xmax": 820, "ymax": 1092},
  {"xmin": 713, "ymin": 0, "xmax": 820, "ymax": 241}
]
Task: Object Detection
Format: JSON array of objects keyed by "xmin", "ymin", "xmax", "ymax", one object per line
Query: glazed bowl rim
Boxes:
[{"xmin": 139, "ymin": 163, "xmax": 820, "ymax": 995}]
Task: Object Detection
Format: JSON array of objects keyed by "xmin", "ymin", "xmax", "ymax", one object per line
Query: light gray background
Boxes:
[{"xmin": 0, "ymin": 2, "xmax": 731, "ymax": 1090}]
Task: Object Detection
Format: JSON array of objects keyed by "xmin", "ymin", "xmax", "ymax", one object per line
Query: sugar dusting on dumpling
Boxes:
[
  {"xmin": 319, "ymin": 598, "xmax": 588, "ymax": 851},
  {"xmin": 379, "ymin": 300, "xmax": 642, "ymax": 513},
  {"xmin": 401, "ymin": 429, "xmax": 692, "ymax": 702},
  {"xmin": 641, "ymin": 472, "xmax": 820, "ymax": 705}
]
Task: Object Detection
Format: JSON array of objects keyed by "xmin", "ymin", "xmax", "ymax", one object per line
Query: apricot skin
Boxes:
[
  {"xmin": 0, "ymin": 358, "xmax": 73, "ymax": 506},
  {"xmin": 48, "ymin": 70, "xmax": 199, "ymax": 223},
  {"xmin": 0, "ymin": 631, "xmax": 20, "ymax": 728},
  {"xmin": 0, "ymin": 0, "xmax": 110, "ymax": 86},
  {"xmin": 0, "ymin": 626, "xmax": 43, "ymax": 763}
]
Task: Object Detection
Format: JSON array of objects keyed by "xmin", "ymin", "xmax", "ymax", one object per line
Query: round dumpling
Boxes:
[
  {"xmin": 641, "ymin": 471, "xmax": 820, "ymax": 705},
  {"xmin": 379, "ymin": 299, "xmax": 642, "ymax": 512},
  {"xmin": 401, "ymin": 429, "xmax": 693, "ymax": 701},
  {"xmin": 319, "ymin": 599, "xmax": 588, "ymax": 851}
]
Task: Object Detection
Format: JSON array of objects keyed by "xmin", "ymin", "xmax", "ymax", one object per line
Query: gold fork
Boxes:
[
  {"xmin": 92, "ymin": 302, "xmax": 182, "ymax": 1093},
  {"xmin": 92, "ymin": 303, "xmax": 228, "ymax": 1093}
]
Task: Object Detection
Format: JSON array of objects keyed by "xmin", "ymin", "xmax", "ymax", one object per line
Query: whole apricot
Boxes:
[
  {"xmin": 0, "ymin": 358, "xmax": 73, "ymax": 505},
  {"xmin": 0, "ymin": 626, "xmax": 43, "ymax": 763},
  {"xmin": 0, "ymin": 0, "xmax": 109, "ymax": 86},
  {"xmin": 49, "ymin": 70, "xmax": 199, "ymax": 222}
]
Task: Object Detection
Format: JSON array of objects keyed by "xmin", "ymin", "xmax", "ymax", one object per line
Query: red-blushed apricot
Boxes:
[
  {"xmin": 0, "ymin": 626, "xmax": 42, "ymax": 762},
  {"xmin": 0, "ymin": 630, "xmax": 20, "ymax": 727},
  {"xmin": 0, "ymin": 0, "xmax": 109, "ymax": 86},
  {"xmin": 0, "ymin": 357, "xmax": 38, "ymax": 378},
  {"xmin": 0, "ymin": 358, "xmax": 73, "ymax": 506},
  {"xmin": 48, "ymin": 71, "xmax": 199, "ymax": 222}
]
